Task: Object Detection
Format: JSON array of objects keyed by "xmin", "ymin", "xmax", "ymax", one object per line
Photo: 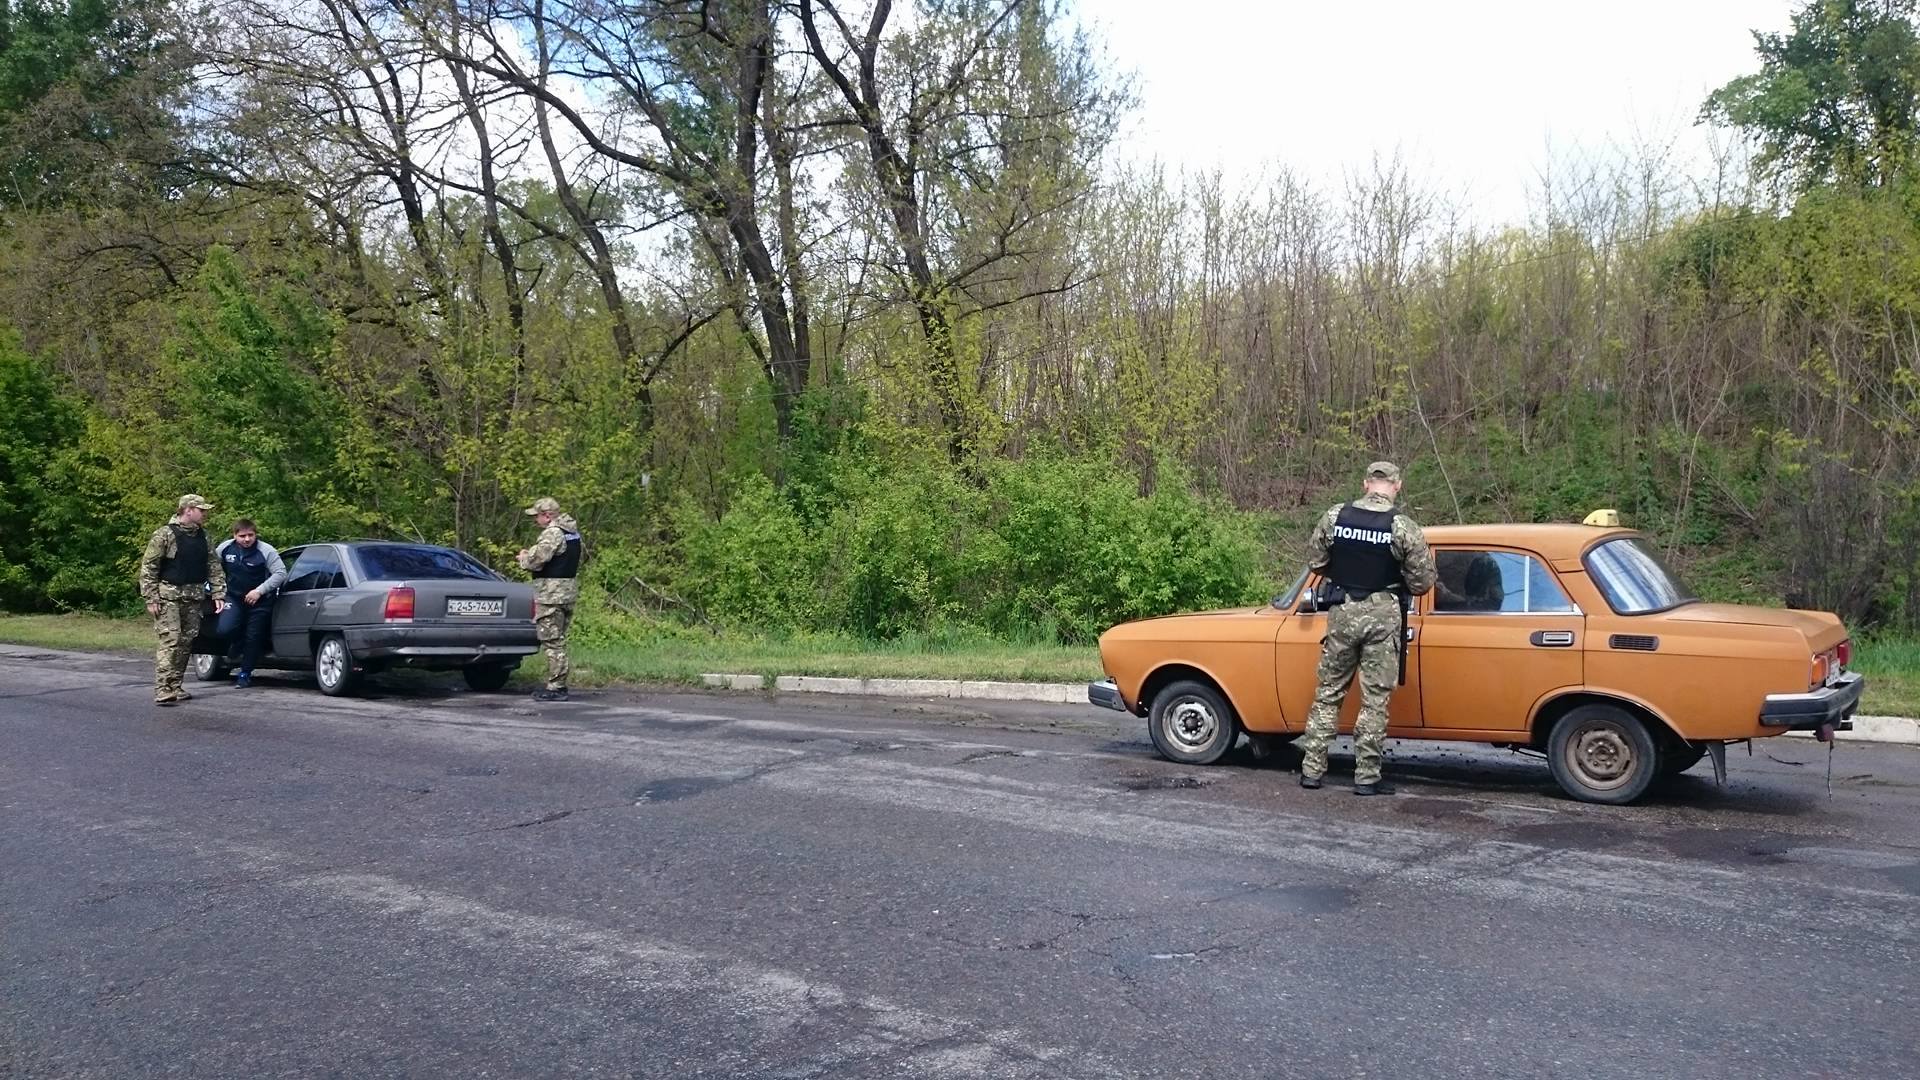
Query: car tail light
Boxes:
[
  {"xmin": 1810, "ymin": 653, "xmax": 1829, "ymax": 688},
  {"xmin": 384, "ymin": 586, "xmax": 415, "ymax": 621},
  {"xmin": 1836, "ymin": 639, "xmax": 1852, "ymax": 668}
]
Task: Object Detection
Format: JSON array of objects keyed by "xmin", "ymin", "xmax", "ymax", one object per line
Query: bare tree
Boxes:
[
  {"xmin": 799, "ymin": 0, "xmax": 1122, "ymax": 461},
  {"xmin": 421, "ymin": 0, "xmax": 815, "ymax": 439}
]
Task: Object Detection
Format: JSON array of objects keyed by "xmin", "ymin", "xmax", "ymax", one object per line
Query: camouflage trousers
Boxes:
[
  {"xmin": 535, "ymin": 603, "xmax": 574, "ymax": 691},
  {"xmin": 152, "ymin": 596, "xmax": 202, "ymax": 699},
  {"xmin": 1299, "ymin": 591, "xmax": 1404, "ymax": 785}
]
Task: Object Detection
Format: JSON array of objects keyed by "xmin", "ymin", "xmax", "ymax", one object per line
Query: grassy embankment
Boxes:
[
  {"xmin": 0, "ymin": 613, "xmax": 1101, "ymax": 686},
  {"xmin": 3, "ymin": 611, "xmax": 1916, "ymax": 716}
]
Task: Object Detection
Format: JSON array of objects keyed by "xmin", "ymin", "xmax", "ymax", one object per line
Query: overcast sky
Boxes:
[{"xmin": 1078, "ymin": 1, "xmax": 1799, "ymax": 226}]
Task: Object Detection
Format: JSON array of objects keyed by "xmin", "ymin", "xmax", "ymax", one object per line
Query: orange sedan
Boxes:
[{"xmin": 1089, "ymin": 517, "xmax": 1865, "ymax": 804}]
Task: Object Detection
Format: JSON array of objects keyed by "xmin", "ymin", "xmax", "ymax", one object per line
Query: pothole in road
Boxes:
[
  {"xmin": 1114, "ymin": 773, "xmax": 1211, "ymax": 791},
  {"xmin": 634, "ymin": 776, "xmax": 728, "ymax": 803}
]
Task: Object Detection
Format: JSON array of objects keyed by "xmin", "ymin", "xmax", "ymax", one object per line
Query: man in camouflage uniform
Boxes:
[
  {"xmin": 517, "ymin": 496, "xmax": 582, "ymax": 702},
  {"xmin": 1297, "ymin": 461, "xmax": 1436, "ymax": 795},
  {"xmin": 138, "ymin": 494, "xmax": 227, "ymax": 706}
]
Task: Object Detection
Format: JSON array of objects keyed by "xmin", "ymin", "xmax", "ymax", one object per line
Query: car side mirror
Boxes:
[{"xmin": 1294, "ymin": 588, "xmax": 1316, "ymax": 614}]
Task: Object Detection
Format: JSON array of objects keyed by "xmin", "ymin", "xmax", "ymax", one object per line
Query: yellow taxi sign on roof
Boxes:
[{"xmin": 1583, "ymin": 509, "xmax": 1621, "ymax": 527}]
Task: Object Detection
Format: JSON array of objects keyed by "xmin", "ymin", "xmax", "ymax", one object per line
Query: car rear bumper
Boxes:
[
  {"xmin": 1089, "ymin": 678, "xmax": 1129, "ymax": 713},
  {"xmin": 1761, "ymin": 671, "xmax": 1865, "ymax": 730},
  {"xmin": 345, "ymin": 624, "xmax": 540, "ymax": 665}
]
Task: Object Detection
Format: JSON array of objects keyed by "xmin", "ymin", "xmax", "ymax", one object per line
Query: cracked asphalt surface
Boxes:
[{"xmin": 4, "ymin": 643, "xmax": 1919, "ymax": 1078}]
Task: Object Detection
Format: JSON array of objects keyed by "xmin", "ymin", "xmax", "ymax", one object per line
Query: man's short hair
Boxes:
[{"xmin": 231, "ymin": 518, "xmax": 257, "ymax": 534}]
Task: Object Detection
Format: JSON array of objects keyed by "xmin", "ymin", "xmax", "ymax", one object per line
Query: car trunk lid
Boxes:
[{"xmin": 1665, "ymin": 603, "xmax": 1846, "ymax": 651}]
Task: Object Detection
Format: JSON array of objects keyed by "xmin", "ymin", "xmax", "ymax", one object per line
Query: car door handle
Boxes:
[
  {"xmin": 304, "ymin": 599, "xmax": 318, "ymax": 607},
  {"xmin": 1529, "ymin": 630, "xmax": 1575, "ymax": 647}
]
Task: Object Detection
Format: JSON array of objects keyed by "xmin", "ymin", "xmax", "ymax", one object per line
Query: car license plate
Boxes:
[{"xmin": 448, "ymin": 597, "xmax": 505, "ymax": 617}]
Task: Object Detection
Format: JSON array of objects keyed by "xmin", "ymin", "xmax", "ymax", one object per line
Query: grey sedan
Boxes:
[{"xmin": 189, "ymin": 541, "xmax": 540, "ymax": 695}]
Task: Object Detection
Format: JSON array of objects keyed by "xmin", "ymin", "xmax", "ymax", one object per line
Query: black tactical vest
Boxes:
[
  {"xmin": 531, "ymin": 530, "xmax": 583, "ymax": 579},
  {"xmin": 158, "ymin": 525, "xmax": 210, "ymax": 586},
  {"xmin": 223, "ymin": 541, "xmax": 270, "ymax": 597},
  {"xmin": 1323, "ymin": 503, "xmax": 1404, "ymax": 594}
]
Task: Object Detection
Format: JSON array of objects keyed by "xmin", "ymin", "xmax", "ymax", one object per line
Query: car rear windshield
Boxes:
[
  {"xmin": 1585, "ymin": 537, "xmax": 1697, "ymax": 615},
  {"xmin": 354, "ymin": 544, "xmax": 499, "ymax": 582}
]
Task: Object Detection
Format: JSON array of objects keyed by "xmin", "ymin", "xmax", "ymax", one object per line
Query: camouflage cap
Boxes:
[
  {"xmin": 1364, "ymin": 461, "xmax": 1401, "ymax": 483},
  {"xmin": 177, "ymin": 493, "xmax": 216, "ymax": 511},
  {"xmin": 524, "ymin": 496, "xmax": 562, "ymax": 516}
]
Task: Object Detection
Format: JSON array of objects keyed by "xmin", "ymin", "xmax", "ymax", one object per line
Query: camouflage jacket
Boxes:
[
  {"xmin": 518, "ymin": 513, "xmax": 581, "ymax": 606},
  {"xmin": 1306, "ymin": 493, "xmax": 1436, "ymax": 597},
  {"xmin": 138, "ymin": 517, "xmax": 227, "ymax": 603}
]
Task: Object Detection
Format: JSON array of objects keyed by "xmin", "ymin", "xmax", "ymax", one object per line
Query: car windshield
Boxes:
[
  {"xmin": 1585, "ymin": 537, "xmax": 1697, "ymax": 615},
  {"xmin": 354, "ymin": 544, "xmax": 499, "ymax": 581}
]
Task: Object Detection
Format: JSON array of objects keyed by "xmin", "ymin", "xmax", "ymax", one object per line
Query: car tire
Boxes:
[
  {"xmin": 1658, "ymin": 741, "xmax": 1708, "ymax": 776},
  {"xmin": 462, "ymin": 664, "xmax": 514, "ymax": 692},
  {"xmin": 1547, "ymin": 704, "xmax": 1659, "ymax": 804},
  {"xmin": 191, "ymin": 652, "xmax": 230, "ymax": 682},
  {"xmin": 1147, "ymin": 680, "xmax": 1239, "ymax": 765},
  {"xmin": 314, "ymin": 634, "xmax": 358, "ymax": 697}
]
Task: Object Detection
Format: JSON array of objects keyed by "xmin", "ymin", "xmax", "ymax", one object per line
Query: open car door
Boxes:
[{"xmin": 185, "ymin": 589, "xmax": 224, "ymax": 657}]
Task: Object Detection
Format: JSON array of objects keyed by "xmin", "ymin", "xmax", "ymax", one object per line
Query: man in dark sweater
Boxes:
[{"xmin": 214, "ymin": 518, "xmax": 286, "ymax": 687}]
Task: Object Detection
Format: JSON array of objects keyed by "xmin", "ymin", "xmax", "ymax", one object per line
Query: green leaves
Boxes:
[
  {"xmin": 653, "ymin": 451, "xmax": 1264, "ymax": 643},
  {"xmin": 0, "ymin": 329, "xmax": 142, "ymax": 611},
  {"xmin": 1704, "ymin": 0, "xmax": 1920, "ymax": 189}
]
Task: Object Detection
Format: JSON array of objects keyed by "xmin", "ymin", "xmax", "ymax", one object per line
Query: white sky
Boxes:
[{"xmin": 1079, "ymin": 0, "xmax": 1799, "ymax": 227}]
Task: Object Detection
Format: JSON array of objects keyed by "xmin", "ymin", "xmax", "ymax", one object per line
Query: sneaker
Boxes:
[
  {"xmin": 1298, "ymin": 773, "xmax": 1324, "ymax": 790},
  {"xmin": 533, "ymin": 688, "xmax": 569, "ymax": 702},
  {"xmin": 1352, "ymin": 780, "xmax": 1397, "ymax": 796},
  {"xmin": 234, "ymin": 672, "xmax": 252, "ymax": 688}
]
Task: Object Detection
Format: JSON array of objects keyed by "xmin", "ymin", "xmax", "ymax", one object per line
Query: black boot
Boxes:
[
  {"xmin": 1298, "ymin": 773, "xmax": 1323, "ymax": 790},
  {"xmin": 533, "ymin": 688, "xmax": 569, "ymax": 702},
  {"xmin": 1352, "ymin": 779, "xmax": 1396, "ymax": 796}
]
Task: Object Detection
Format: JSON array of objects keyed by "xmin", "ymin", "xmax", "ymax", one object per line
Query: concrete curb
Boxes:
[
  {"xmin": 701, "ymin": 672, "xmax": 1920, "ymax": 746},
  {"xmin": 701, "ymin": 673, "xmax": 1083, "ymax": 704},
  {"xmin": 1785, "ymin": 715, "xmax": 1920, "ymax": 746}
]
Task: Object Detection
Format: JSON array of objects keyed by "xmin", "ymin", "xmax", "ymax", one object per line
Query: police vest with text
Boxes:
[
  {"xmin": 532, "ymin": 530, "xmax": 583, "ymax": 579},
  {"xmin": 1323, "ymin": 504, "xmax": 1405, "ymax": 599}
]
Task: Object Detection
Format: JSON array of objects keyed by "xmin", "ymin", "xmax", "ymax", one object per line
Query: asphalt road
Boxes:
[{"xmin": 4, "ymin": 644, "xmax": 1918, "ymax": 1079}]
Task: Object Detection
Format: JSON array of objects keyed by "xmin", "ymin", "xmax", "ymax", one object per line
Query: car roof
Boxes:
[
  {"xmin": 340, "ymin": 539, "xmax": 454, "ymax": 547},
  {"xmin": 1420, "ymin": 524, "xmax": 1641, "ymax": 561}
]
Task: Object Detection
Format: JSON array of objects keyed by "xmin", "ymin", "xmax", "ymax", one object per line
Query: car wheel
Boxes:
[
  {"xmin": 314, "ymin": 634, "xmax": 358, "ymax": 697},
  {"xmin": 462, "ymin": 664, "xmax": 513, "ymax": 692},
  {"xmin": 1659, "ymin": 741, "xmax": 1708, "ymax": 776},
  {"xmin": 1547, "ymin": 704, "xmax": 1658, "ymax": 804},
  {"xmin": 191, "ymin": 652, "xmax": 230, "ymax": 682},
  {"xmin": 1147, "ymin": 680, "xmax": 1239, "ymax": 765}
]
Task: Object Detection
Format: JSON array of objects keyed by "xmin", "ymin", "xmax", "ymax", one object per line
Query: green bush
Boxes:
[
  {"xmin": 0, "ymin": 333, "xmax": 144, "ymax": 612},
  {"xmin": 672, "ymin": 473, "xmax": 826, "ymax": 632},
  {"xmin": 660, "ymin": 451, "xmax": 1267, "ymax": 643},
  {"xmin": 982, "ymin": 456, "xmax": 1266, "ymax": 642},
  {"xmin": 819, "ymin": 459, "xmax": 994, "ymax": 638}
]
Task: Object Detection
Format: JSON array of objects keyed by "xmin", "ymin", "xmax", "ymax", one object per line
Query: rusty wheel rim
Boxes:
[
  {"xmin": 1162, "ymin": 696, "xmax": 1220, "ymax": 753},
  {"xmin": 1566, "ymin": 719, "xmax": 1636, "ymax": 791}
]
